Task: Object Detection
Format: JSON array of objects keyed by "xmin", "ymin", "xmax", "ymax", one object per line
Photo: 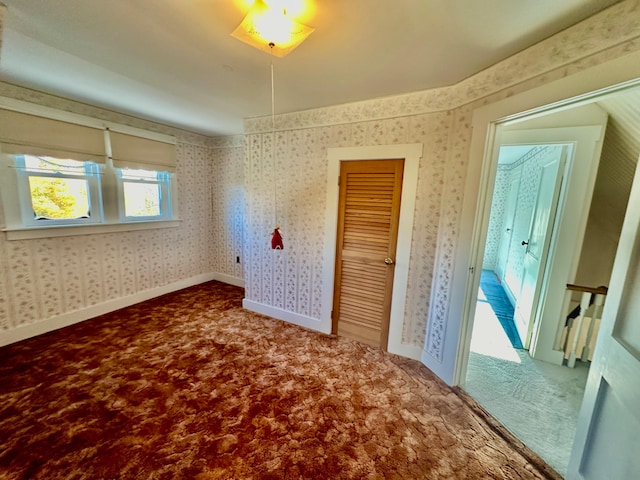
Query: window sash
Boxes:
[
  {"xmin": 0, "ymin": 102, "xmax": 177, "ymax": 231},
  {"xmin": 117, "ymin": 170, "xmax": 171, "ymax": 221},
  {"xmin": 14, "ymin": 156, "xmax": 103, "ymax": 227}
]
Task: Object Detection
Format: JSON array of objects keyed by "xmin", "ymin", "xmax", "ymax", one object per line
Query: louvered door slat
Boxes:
[{"xmin": 332, "ymin": 159, "xmax": 404, "ymax": 349}]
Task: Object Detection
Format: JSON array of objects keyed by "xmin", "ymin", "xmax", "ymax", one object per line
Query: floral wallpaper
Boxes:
[
  {"xmin": 244, "ymin": 130, "xmax": 327, "ymax": 319},
  {"xmin": 483, "ymin": 167, "xmax": 510, "ymax": 270},
  {"xmin": 0, "ymin": 83, "xmax": 244, "ymax": 334},
  {"xmin": 210, "ymin": 144, "xmax": 245, "ymax": 280},
  {"xmin": 1, "ymin": 0, "xmax": 639, "ymax": 363},
  {"xmin": 242, "ymin": 0, "xmax": 640, "ymax": 357}
]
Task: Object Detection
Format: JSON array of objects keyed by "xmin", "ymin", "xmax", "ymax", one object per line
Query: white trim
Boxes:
[
  {"xmin": 3, "ymin": 219, "xmax": 182, "ymax": 241},
  {"xmin": 321, "ymin": 143, "xmax": 423, "ymax": 360},
  {"xmin": 242, "ymin": 299, "xmax": 324, "ymax": 332},
  {"xmin": 14, "ymin": 155, "xmax": 104, "ymax": 228},
  {"xmin": 0, "ymin": 272, "xmax": 219, "ymax": 348},
  {"xmin": 0, "ymin": 96, "xmax": 176, "ymax": 145},
  {"xmin": 116, "ymin": 168, "xmax": 171, "ymax": 222},
  {"xmin": 214, "ymin": 273, "xmax": 244, "ymax": 288},
  {"xmin": 451, "ymin": 50, "xmax": 640, "ymax": 387}
]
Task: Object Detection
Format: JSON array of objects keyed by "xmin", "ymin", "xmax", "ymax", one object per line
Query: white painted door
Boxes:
[
  {"xmin": 567, "ymin": 155, "xmax": 640, "ymax": 479},
  {"xmin": 513, "ymin": 146, "xmax": 566, "ymax": 348},
  {"xmin": 496, "ymin": 168, "xmax": 521, "ymax": 287}
]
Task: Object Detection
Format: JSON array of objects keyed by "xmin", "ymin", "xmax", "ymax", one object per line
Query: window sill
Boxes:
[{"xmin": 2, "ymin": 219, "xmax": 182, "ymax": 241}]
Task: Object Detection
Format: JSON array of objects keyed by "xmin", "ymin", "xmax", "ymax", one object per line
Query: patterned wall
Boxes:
[
  {"xmin": 1, "ymin": 0, "xmax": 639, "ymax": 358},
  {"xmin": 483, "ymin": 167, "xmax": 510, "ymax": 269},
  {"xmin": 0, "ymin": 84, "xmax": 245, "ymax": 333},
  {"xmin": 243, "ymin": 109, "xmax": 472, "ymax": 348},
  {"xmin": 242, "ymin": 1, "xmax": 640, "ymax": 356},
  {"xmin": 484, "ymin": 146, "xmax": 550, "ymax": 271},
  {"xmin": 211, "ymin": 145, "xmax": 245, "ymax": 280}
]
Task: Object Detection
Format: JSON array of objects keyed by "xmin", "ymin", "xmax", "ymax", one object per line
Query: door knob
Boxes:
[
  {"xmin": 384, "ymin": 257, "xmax": 394, "ymax": 265},
  {"xmin": 521, "ymin": 240, "xmax": 529, "ymax": 246}
]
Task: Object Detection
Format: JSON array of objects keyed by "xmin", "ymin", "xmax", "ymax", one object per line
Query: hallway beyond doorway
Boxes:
[
  {"xmin": 478, "ymin": 270, "xmax": 522, "ymax": 349},
  {"xmin": 464, "ymin": 272, "xmax": 589, "ymax": 476}
]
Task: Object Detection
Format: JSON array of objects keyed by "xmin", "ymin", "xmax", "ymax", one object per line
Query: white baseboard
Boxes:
[
  {"xmin": 388, "ymin": 341, "xmax": 424, "ymax": 362},
  {"xmin": 0, "ymin": 272, "xmax": 244, "ymax": 347},
  {"xmin": 242, "ymin": 299, "xmax": 329, "ymax": 334},
  {"xmin": 421, "ymin": 349, "xmax": 449, "ymax": 385},
  {"xmin": 213, "ymin": 273, "xmax": 244, "ymax": 288},
  {"xmin": 241, "ymin": 298, "xmax": 423, "ymax": 362},
  {"xmin": 243, "ymin": 300, "xmax": 424, "ymax": 362}
]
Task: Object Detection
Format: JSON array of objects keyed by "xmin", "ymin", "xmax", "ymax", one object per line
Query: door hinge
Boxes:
[
  {"xmin": 338, "ymin": 175, "xmax": 341, "ymax": 186},
  {"xmin": 331, "ymin": 309, "xmax": 334, "ymax": 319},
  {"xmin": 469, "ymin": 266, "xmax": 475, "ymax": 274}
]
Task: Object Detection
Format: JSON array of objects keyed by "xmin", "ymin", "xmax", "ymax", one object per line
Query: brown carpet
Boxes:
[{"xmin": 0, "ymin": 281, "xmax": 560, "ymax": 479}]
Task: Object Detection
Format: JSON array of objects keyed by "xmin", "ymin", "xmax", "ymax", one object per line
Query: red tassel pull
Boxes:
[{"xmin": 271, "ymin": 226, "xmax": 284, "ymax": 250}]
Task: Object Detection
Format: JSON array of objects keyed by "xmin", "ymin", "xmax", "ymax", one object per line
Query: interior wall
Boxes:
[
  {"xmin": 575, "ymin": 114, "xmax": 640, "ymax": 288},
  {"xmin": 242, "ymin": 112, "xmax": 460, "ymax": 346},
  {"xmin": 482, "ymin": 166, "xmax": 509, "ymax": 270},
  {"xmin": 0, "ymin": 0, "xmax": 637, "ymax": 363},
  {"xmin": 210, "ymin": 143, "xmax": 245, "ymax": 282},
  {"xmin": 242, "ymin": 0, "xmax": 640, "ymax": 356},
  {"xmin": 0, "ymin": 83, "xmax": 245, "ymax": 341}
]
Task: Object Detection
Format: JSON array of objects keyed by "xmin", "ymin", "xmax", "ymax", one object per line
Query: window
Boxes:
[
  {"xmin": 15, "ymin": 155, "xmax": 103, "ymax": 226},
  {"xmin": 117, "ymin": 168, "xmax": 171, "ymax": 221},
  {"xmin": 0, "ymin": 101, "xmax": 178, "ymax": 239}
]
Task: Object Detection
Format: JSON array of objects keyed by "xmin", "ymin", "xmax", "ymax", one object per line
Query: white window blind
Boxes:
[
  {"xmin": 0, "ymin": 109, "xmax": 106, "ymax": 163},
  {"xmin": 110, "ymin": 131, "xmax": 176, "ymax": 173}
]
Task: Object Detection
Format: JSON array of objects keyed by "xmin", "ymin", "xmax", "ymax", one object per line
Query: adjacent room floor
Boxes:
[{"xmin": 464, "ymin": 271, "xmax": 589, "ymax": 477}]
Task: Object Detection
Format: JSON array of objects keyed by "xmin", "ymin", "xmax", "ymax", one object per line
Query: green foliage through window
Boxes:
[{"xmin": 24, "ymin": 157, "xmax": 91, "ymax": 220}]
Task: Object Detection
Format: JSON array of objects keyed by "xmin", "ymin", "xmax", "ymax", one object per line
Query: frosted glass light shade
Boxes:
[{"xmin": 231, "ymin": 0, "xmax": 314, "ymax": 57}]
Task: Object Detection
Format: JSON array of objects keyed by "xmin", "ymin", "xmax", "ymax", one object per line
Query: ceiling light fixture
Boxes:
[{"xmin": 231, "ymin": 0, "xmax": 314, "ymax": 57}]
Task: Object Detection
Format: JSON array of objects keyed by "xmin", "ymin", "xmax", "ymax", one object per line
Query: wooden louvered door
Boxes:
[{"xmin": 332, "ymin": 159, "xmax": 404, "ymax": 349}]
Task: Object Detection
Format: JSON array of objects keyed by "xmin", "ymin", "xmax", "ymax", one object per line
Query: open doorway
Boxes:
[
  {"xmin": 461, "ymin": 86, "xmax": 640, "ymax": 476},
  {"xmin": 465, "ymin": 142, "xmax": 590, "ymax": 476}
]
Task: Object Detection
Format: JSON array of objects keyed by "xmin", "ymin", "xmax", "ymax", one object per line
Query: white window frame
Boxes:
[
  {"xmin": 116, "ymin": 168, "xmax": 172, "ymax": 222},
  {"xmin": 0, "ymin": 97, "xmax": 180, "ymax": 240},
  {"xmin": 14, "ymin": 155, "xmax": 104, "ymax": 227}
]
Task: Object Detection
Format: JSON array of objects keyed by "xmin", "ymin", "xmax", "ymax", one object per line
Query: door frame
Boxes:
[
  {"xmin": 322, "ymin": 144, "xmax": 423, "ymax": 360},
  {"xmin": 458, "ymin": 122, "xmax": 607, "ymax": 381},
  {"xmin": 446, "ymin": 52, "xmax": 640, "ymax": 387}
]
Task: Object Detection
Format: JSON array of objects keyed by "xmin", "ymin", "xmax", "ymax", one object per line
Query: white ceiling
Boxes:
[{"xmin": 0, "ymin": 0, "xmax": 622, "ymax": 136}]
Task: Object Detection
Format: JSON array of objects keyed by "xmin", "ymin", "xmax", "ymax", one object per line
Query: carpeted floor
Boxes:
[
  {"xmin": 0, "ymin": 281, "xmax": 560, "ymax": 479},
  {"xmin": 465, "ymin": 350, "xmax": 588, "ymax": 477}
]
